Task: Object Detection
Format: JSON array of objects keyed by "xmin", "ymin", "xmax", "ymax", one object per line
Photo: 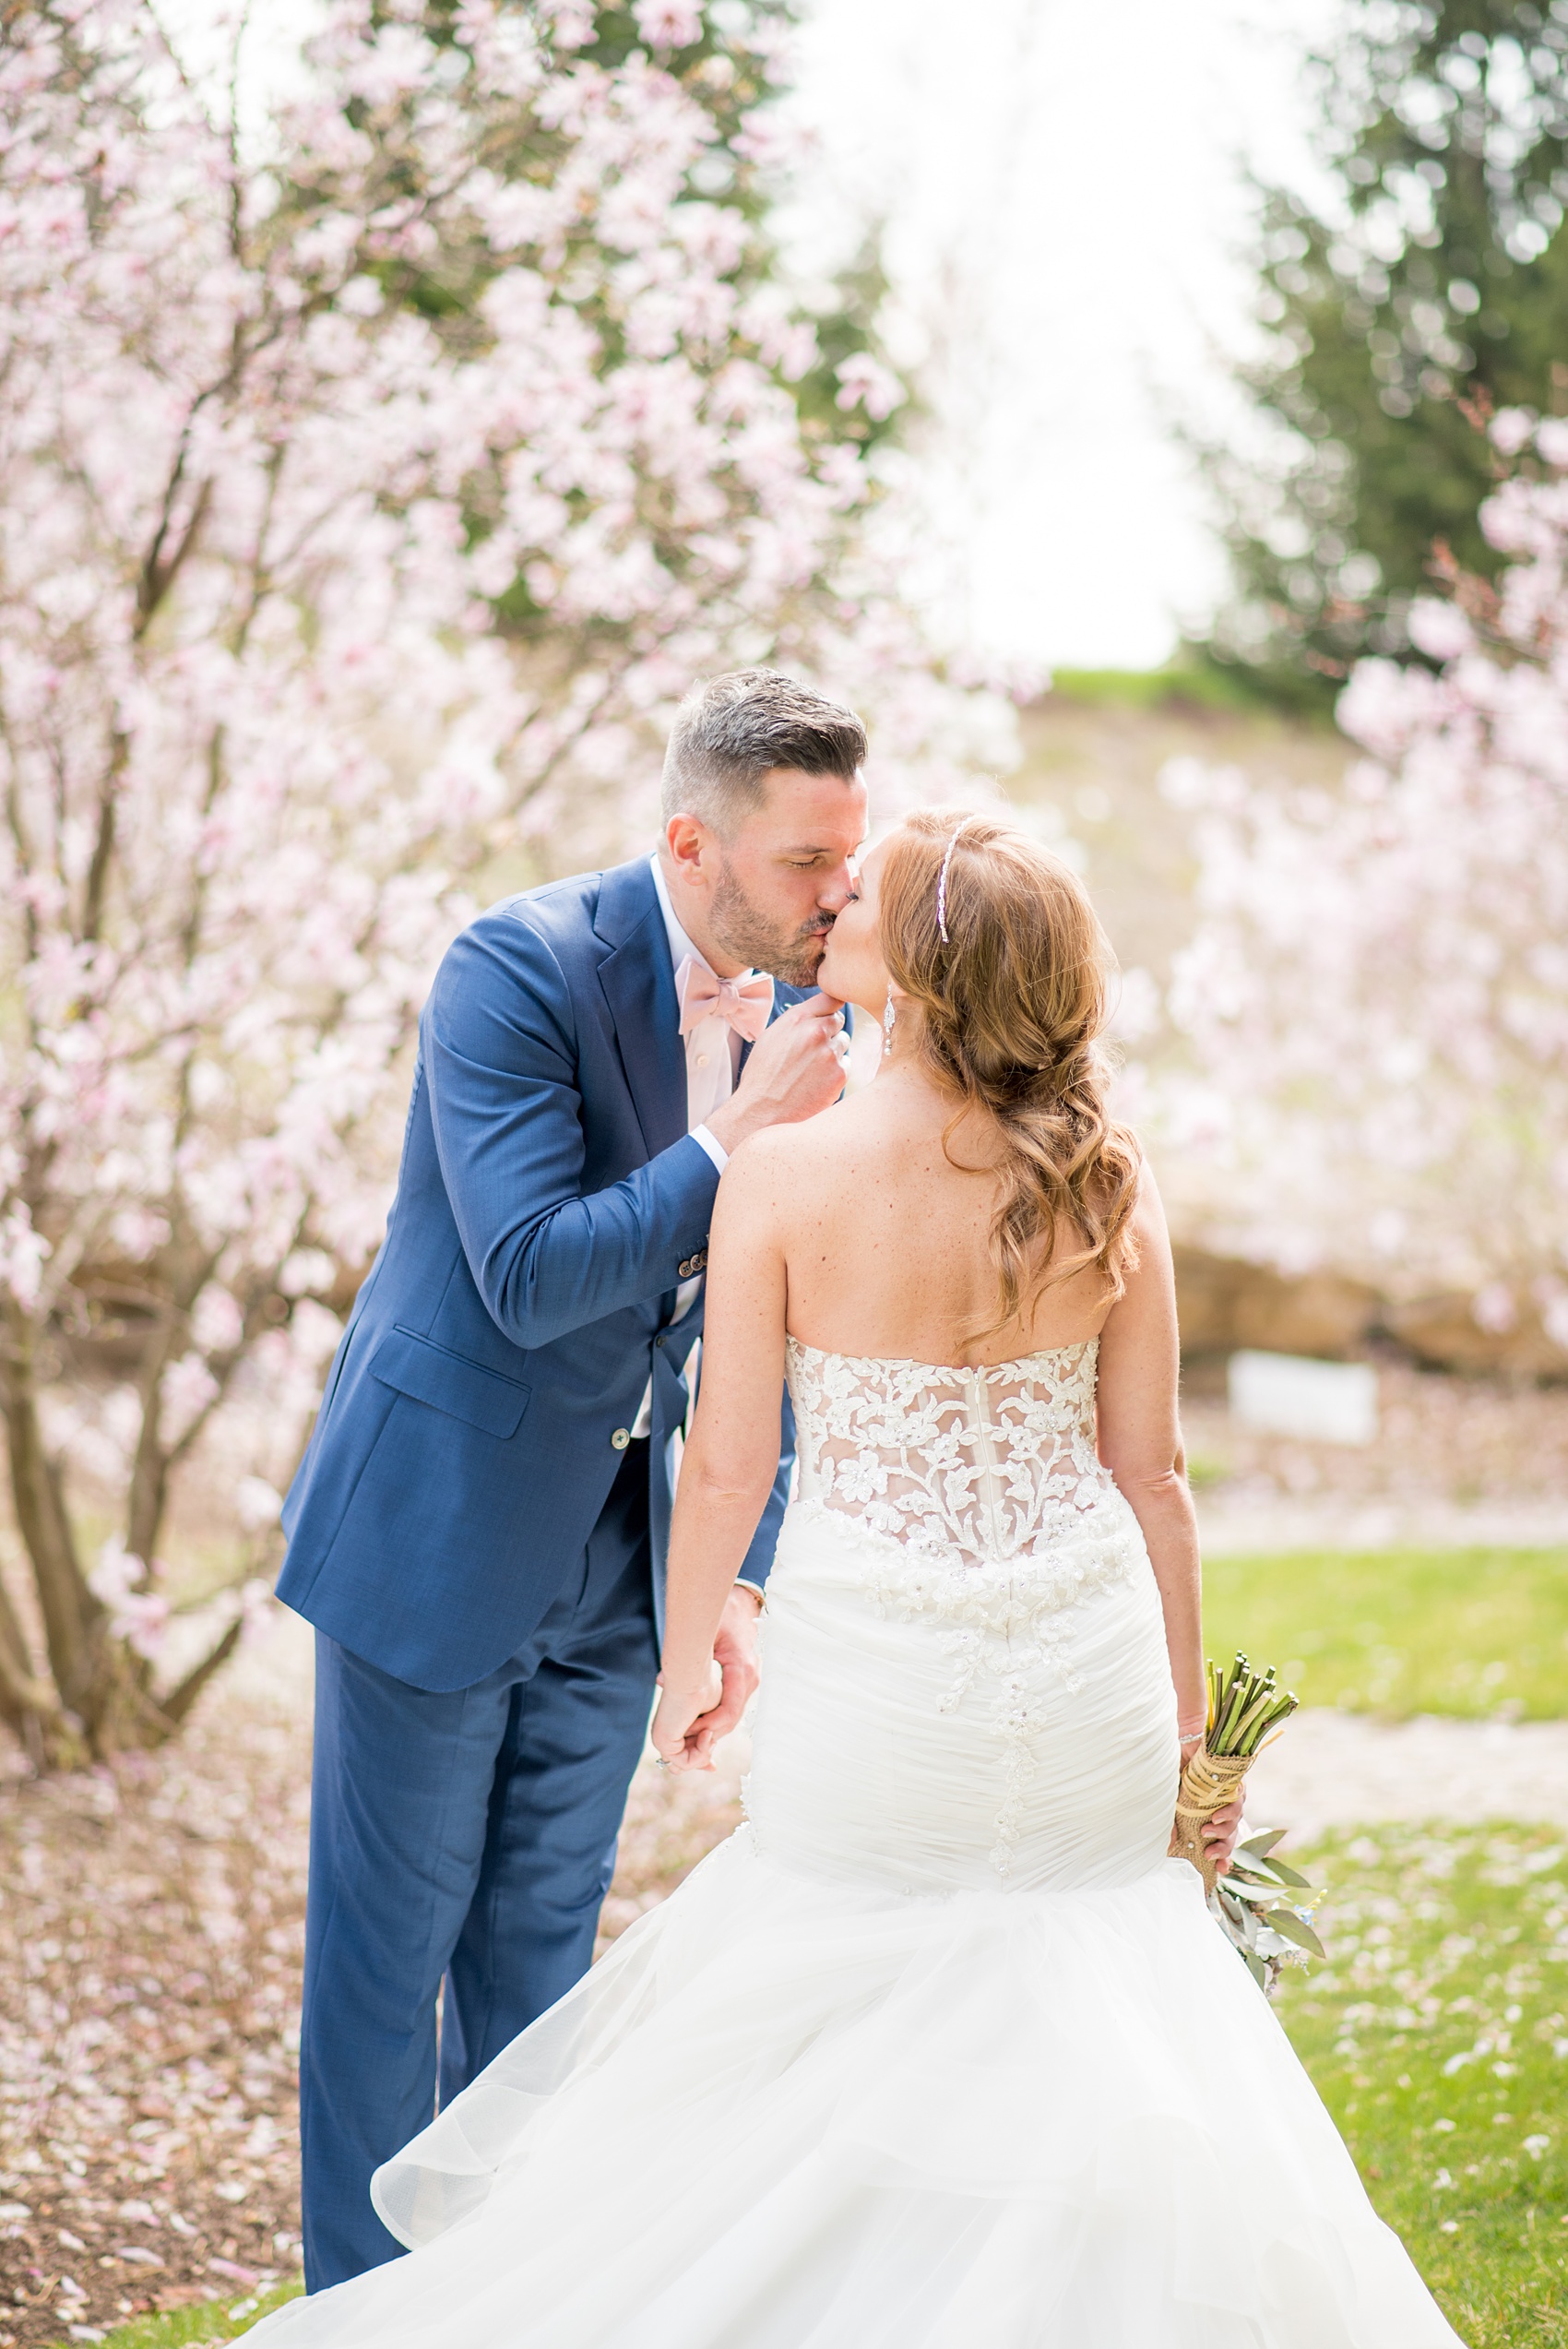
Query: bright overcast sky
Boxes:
[
  {"xmin": 787, "ymin": 0, "xmax": 1342, "ymax": 670},
  {"xmin": 189, "ymin": 0, "xmax": 1341, "ymax": 672}
]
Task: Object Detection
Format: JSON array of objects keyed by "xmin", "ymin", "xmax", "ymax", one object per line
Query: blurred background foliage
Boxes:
[
  {"xmin": 1200, "ymin": 0, "xmax": 1568, "ymax": 706},
  {"xmin": 319, "ymin": 0, "xmax": 909, "ymax": 653}
]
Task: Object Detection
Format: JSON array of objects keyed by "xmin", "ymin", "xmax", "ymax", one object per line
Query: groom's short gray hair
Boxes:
[{"xmin": 660, "ymin": 669, "xmax": 867, "ymax": 840}]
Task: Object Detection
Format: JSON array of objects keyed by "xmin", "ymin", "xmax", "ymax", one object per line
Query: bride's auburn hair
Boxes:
[{"xmin": 877, "ymin": 807, "xmax": 1143, "ymax": 1337}]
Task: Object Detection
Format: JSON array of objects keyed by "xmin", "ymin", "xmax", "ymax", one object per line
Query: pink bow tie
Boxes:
[{"xmin": 675, "ymin": 954, "xmax": 774, "ymax": 1043}]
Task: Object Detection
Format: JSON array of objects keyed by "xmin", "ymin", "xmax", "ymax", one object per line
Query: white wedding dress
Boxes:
[{"xmin": 255, "ymin": 1340, "xmax": 1459, "ymax": 2347}]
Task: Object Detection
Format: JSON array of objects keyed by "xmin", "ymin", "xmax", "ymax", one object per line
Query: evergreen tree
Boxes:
[{"xmin": 1205, "ymin": 0, "xmax": 1568, "ymax": 704}]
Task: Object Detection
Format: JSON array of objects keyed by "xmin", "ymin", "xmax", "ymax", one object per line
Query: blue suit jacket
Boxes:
[{"xmin": 277, "ymin": 856, "xmax": 800, "ymax": 1691}]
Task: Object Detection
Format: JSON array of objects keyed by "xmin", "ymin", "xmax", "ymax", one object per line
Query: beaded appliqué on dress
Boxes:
[{"xmin": 784, "ymin": 1337, "xmax": 1145, "ymax": 1877}]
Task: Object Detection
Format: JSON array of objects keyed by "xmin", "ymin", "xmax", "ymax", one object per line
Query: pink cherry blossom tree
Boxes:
[
  {"xmin": 1155, "ymin": 409, "xmax": 1568, "ymax": 1361},
  {"xmin": 0, "ymin": 0, "xmax": 1005, "ymax": 1766}
]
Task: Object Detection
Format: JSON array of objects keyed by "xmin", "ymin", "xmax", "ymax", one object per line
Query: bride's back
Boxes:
[{"xmin": 766, "ymin": 1078, "xmax": 1114, "ymax": 1368}]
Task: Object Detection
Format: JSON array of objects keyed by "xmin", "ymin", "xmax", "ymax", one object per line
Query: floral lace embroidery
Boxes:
[
  {"xmin": 784, "ymin": 1338, "xmax": 1143, "ymax": 1878},
  {"xmin": 786, "ymin": 1337, "xmax": 1118, "ymax": 1568}
]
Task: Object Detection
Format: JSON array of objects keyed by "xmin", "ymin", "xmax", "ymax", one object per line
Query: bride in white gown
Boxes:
[{"xmin": 255, "ymin": 810, "xmax": 1460, "ymax": 2347}]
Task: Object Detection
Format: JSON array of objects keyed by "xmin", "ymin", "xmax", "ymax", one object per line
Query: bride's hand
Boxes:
[
  {"xmin": 650, "ymin": 1659, "xmax": 725, "ymax": 1772},
  {"xmin": 1201, "ymin": 1795, "xmax": 1245, "ymax": 1877},
  {"xmin": 1167, "ymin": 1792, "xmax": 1245, "ymax": 1874}
]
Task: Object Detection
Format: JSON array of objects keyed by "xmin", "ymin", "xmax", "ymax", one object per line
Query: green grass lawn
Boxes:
[
  {"xmin": 50, "ymin": 1823, "xmax": 1568, "ymax": 2349},
  {"xmin": 1204, "ymin": 1545, "xmax": 1568, "ymax": 1719},
  {"xmin": 1275, "ymin": 1820, "xmax": 1568, "ymax": 2347},
  {"xmin": 48, "ymin": 2282, "xmax": 303, "ymax": 2349}
]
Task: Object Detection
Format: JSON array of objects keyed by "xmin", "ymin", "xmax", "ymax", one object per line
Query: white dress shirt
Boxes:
[
  {"xmin": 629, "ymin": 857, "xmax": 773, "ymax": 1438},
  {"xmin": 648, "ymin": 854, "xmax": 760, "ymax": 1175}
]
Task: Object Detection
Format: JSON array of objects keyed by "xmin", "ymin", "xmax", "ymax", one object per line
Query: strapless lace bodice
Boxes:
[
  {"xmin": 786, "ymin": 1336, "xmax": 1118, "ymax": 1569},
  {"xmin": 768, "ymin": 1336, "xmax": 1153, "ymax": 1881}
]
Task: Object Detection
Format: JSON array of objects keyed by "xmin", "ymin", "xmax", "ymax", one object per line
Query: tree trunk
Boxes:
[
  {"xmin": 0, "ymin": 1567, "xmax": 70, "ymax": 1771},
  {"xmin": 0, "ymin": 1300, "xmax": 249, "ymax": 1763},
  {"xmin": 0, "ymin": 1306, "xmax": 102, "ymax": 1712},
  {"xmin": 159, "ymin": 1616, "xmax": 244, "ymax": 1732},
  {"xmin": 0, "ymin": 1305, "xmax": 184, "ymax": 1759},
  {"xmin": 126, "ymin": 1337, "xmax": 174, "ymax": 1569}
]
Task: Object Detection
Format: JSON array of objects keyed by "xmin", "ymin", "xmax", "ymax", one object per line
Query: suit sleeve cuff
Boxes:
[{"xmin": 690, "ymin": 1123, "xmax": 729, "ymax": 1174}]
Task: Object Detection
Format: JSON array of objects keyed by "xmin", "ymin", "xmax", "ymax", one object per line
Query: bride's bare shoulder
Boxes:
[{"xmin": 721, "ymin": 1096, "xmax": 876, "ymax": 1215}]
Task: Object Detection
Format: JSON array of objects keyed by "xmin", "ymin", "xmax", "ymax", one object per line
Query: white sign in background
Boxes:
[{"xmin": 1227, "ymin": 1350, "xmax": 1379, "ymax": 1448}]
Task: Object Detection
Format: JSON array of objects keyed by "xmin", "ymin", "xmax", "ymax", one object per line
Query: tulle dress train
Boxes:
[{"xmin": 253, "ymin": 1339, "xmax": 1461, "ymax": 2347}]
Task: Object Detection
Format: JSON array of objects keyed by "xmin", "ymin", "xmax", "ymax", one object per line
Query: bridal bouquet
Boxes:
[
  {"xmin": 1212, "ymin": 1828, "xmax": 1324, "ymax": 1993},
  {"xmin": 1172, "ymin": 1651, "xmax": 1324, "ymax": 1990},
  {"xmin": 1171, "ymin": 1651, "xmax": 1299, "ymax": 1892}
]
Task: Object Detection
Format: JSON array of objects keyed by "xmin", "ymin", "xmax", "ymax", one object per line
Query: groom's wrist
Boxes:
[{"xmin": 704, "ymin": 1096, "xmax": 754, "ymax": 1156}]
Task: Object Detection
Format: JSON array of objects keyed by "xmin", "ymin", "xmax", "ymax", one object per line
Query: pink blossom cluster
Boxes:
[
  {"xmin": 1153, "ymin": 413, "xmax": 1568, "ymax": 1345},
  {"xmin": 0, "ymin": 0, "xmax": 1007, "ymax": 1678}
]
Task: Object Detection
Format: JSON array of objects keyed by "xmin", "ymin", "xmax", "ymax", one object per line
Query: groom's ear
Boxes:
[{"xmin": 663, "ymin": 811, "xmax": 721, "ymax": 888}]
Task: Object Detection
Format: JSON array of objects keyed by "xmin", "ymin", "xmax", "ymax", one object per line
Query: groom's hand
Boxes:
[
  {"xmin": 697, "ymin": 1584, "xmax": 763, "ymax": 1751},
  {"xmin": 706, "ymin": 994, "xmax": 848, "ymax": 1154},
  {"xmin": 650, "ymin": 1589, "xmax": 761, "ymax": 1771}
]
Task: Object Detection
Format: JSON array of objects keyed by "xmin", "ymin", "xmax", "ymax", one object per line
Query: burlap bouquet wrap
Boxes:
[{"xmin": 1171, "ymin": 1747, "xmax": 1253, "ymax": 1895}]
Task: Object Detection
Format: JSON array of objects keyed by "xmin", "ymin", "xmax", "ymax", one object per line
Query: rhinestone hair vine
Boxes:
[{"xmin": 935, "ymin": 824, "xmax": 966, "ymax": 944}]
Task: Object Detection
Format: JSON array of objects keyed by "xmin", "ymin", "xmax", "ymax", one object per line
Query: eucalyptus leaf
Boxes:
[
  {"xmin": 1227, "ymin": 1859, "xmax": 1288, "ymax": 1888},
  {"xmin": 1225, "ymin": 1878, "xmax": 1290, "ymax": 1906},
  {"xmin": 1222, "ymin": 1892, "xmax": 1262, "ymax": 1949},
  {"xmin": 1261, "ymin": 1857, "xmax": 1313, "ymax": 1890},
  {"xmin": 1266, "ymin": 1908, "xmax": 1325, "ymax": 1959}
]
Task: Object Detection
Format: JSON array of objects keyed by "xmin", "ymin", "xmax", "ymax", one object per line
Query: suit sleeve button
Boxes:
[
  {"xmin": 678, "ymin": 1259, "xmax": 692, "ymax": 1277},
  {"xmin": 611, "ymin": 1427, "xmax": 631, "ymax": 1450}
]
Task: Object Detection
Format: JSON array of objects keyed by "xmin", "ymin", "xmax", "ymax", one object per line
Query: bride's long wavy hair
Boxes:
[{"xmin": 877, "ymin": 808, "xmax": 1143, "ymax": 1340}]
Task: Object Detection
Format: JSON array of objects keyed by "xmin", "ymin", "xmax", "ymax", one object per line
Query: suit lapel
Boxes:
[{"xmin": 595, "ymin": 859, "xmax": 687, "ymax": 1161}]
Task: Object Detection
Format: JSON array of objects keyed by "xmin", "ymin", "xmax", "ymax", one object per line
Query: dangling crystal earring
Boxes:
[{"xmin": 882, "ymin": 993, "xmax": 897, "ymax": 1058}]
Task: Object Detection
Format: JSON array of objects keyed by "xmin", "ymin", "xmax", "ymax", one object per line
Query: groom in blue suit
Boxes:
[{"xmin": 278, "ymin": 670, "xmax": 868, "ymax": 2287}]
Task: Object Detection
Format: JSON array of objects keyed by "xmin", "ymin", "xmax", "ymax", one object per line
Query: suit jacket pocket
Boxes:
[{"xmin": 369, "ymin": 1325, "xmax": 531, "ymax": 1440}]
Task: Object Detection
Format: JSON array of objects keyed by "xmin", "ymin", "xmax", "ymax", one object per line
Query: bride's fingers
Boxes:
[
  {"xmin": 1200, "ymin": 1798, "xmax": 1246, "ymax": 1876},
  {"xmin": 652, "ymin": 1697, "xmax": 706, "ymax": 1767}
]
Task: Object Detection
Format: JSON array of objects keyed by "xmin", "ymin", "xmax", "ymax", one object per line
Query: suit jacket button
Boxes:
[
  {"xmin": 611, "ymin": 1427, "xmax": 631, "ymax": 1450},
  {"xmin": 678, "ymin": 1259, "xmax": 692, "ymax": 1277}
]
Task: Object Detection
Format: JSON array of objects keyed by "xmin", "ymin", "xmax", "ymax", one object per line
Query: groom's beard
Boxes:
[{"xmin": 709, "ymin": 860, "xmax": 836, "ymax": 989}]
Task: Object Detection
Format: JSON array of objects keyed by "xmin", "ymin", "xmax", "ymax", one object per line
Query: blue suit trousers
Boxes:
[{"xmin": 298, "ymin": 1438, "xmax": 659, "ymax": 2290}]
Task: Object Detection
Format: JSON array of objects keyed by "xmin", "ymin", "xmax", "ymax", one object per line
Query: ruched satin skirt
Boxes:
[{"xmin": 252, "ymin": 1498, "xmax": 1461, "ymax": 2347}]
